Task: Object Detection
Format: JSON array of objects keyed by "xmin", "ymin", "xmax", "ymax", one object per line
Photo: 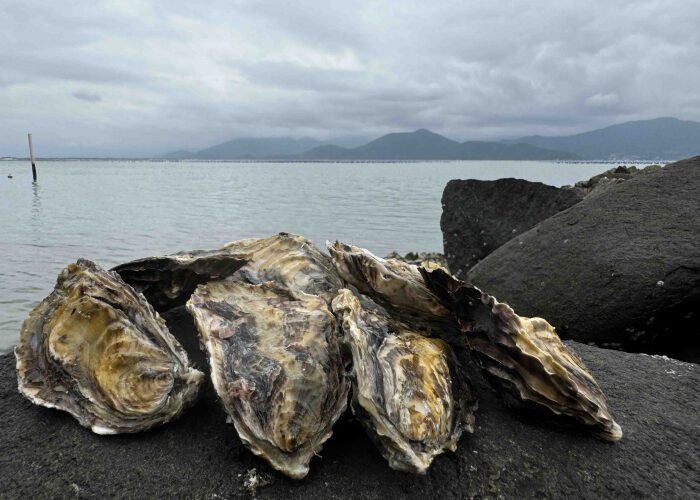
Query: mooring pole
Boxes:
[{"xmin": 28, "ymin": 133, "xmax": 37, "ymax": 181}]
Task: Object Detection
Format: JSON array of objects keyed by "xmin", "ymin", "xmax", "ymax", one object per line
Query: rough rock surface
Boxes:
[
  {"xmin": 441, "ymin": 165, "xmax": 662, "ymax": 277},
  {"xmin": 574, "ymin": 164, "xmax": 662, "ymax": 198},
  {"xmin": 2, "ymin": 307, "xmax": 698, "ymax": 499},
  {"xmin": 468, "ymin": 157, "xmax": 700, "ymax": 362},
  {"xmin": 441, "ymin": 178, "xmax": 584, "ymax": 276}
]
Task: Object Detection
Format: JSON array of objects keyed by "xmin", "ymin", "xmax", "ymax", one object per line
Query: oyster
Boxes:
[
  {"xmin": 420, "ymin": 267, "xmax": 622, "ymax": 441},
  {"xmin": 327, "ymin": 241, "xmax": 464, "ymax": 347},
  {"xmin": 331, "ymin": 288, "xmax": 476, "ymax": 473},
  {"xmin": 186, "ymin": 236, "xmax": 347, "ymax": 478},
  {"xmin": 187, "ymin": 278, "xmax": 349, "ymax": 479},
  {"xmin": 15, "ymin": 259, "xmax": 204, "ymax": 434},
  {"xmin": 114, "ymin": 233, "xmax": 341, "ymax": 311}
]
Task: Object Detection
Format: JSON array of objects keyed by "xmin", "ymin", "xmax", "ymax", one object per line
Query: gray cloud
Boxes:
[
  {"xmin": 1, "ymin": 0, "xmax": 699, "ymax": 156},
  {"xmin": 72, "ymin": 90, "xmax": 103, "ymax": 102}
]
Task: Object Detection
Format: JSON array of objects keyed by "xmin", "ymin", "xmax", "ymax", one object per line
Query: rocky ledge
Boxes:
[{"xmin": 2, "ymin": 307, "xmax": 698, "ymax": 499}]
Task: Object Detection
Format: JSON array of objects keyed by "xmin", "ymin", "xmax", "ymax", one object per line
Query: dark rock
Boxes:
[
  {"xmin": 441, "ymin": 166, "xmax": 664, "ymax": 280},
  {"xmin": 581, "ymin": 164, "xmax": 639, "ymax": 184},
  {"xmin": 468, "ymin": 157, "xmax": 700, "ymax": 362},
  {"xmin": 1, "ymin": 308, "xmax": 698, "ymax": 498},
  {"xmin": 384, "ymin": 251, "xmax": 449, "ymax": 270},
  {"xmin": 441, "ymin": 178, "xmax": 584, "ymax": 276},
  {"xmin": 574, "ymin": 164, "xmax": 661, "ymax": 198}
]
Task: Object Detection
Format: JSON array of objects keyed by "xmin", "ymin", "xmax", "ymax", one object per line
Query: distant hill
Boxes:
[
  {"xmin": 168, "ymin": 137, "xmax": 324, "ymax": 159},
  {"xmin": 164, "ymin": 150, "xmax": 196, "ymax": 159},
  {"xmin": 300, "ymin": 129, "xmax": 578, "ymax": 160},
  {"xmin": 166, "ymin": 135, "xmax": 371, "ymax": 160},
  {"xmin": 348, "ymin": 129, "xmax": 461, "ymax": 159},
  {"xmin": 298, "ymin": 144, "xmax": 351, "ymax": 160},
  {"xmin": 165, "ymin": 117, "xmax": 700, "ymax": 161},
  {"xmin": 458, "ymin": 141, "xmax": 577, "ymax": 160},
  {"xmin": 512, "ymin": 117, "xmax": 700, "ymax": 160}
]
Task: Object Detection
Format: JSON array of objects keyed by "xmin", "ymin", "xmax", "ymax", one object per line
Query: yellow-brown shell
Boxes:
[
  {"xmin": 327, "ymin": 241, "xmax": 451, "ymax": 318},
  {"xmin": 327, "ymin": 240, "xmax": 465, "ymax": 347},
  {"xmin": 223, "ymin": 233, "xmax": 343, "ymax": 303},
  {"xmin": 15, "ymin": 259, "xmax": 204, "ymax": 434},
  {"xmin": 187, "ymin": 279, "xmax": 349, "ymax": 479},
  {"xmin": 420, "ymin": 267, "xmax": 622, "ymax": 441},
  {"xmin": 331, "ymin": 289, "xmax": 476, "ymax": 473}
]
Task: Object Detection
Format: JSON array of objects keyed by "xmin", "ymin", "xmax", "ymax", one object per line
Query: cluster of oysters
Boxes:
[{"xmin": 15, "ymin": 233, "xmax": 622, "ymax": 479}]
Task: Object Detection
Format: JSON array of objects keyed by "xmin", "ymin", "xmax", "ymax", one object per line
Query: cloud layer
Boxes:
[{"xmin": 2, "ymin": 0, "xmax": 699, "ymax": 156}]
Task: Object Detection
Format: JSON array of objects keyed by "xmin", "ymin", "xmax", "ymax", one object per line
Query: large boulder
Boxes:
[
  {"xmin": 468, "ymin": 157, "xmax": 700, "ymax": 362},
  {"xmin": 442, "ymin": 178, "xmax": 584, "ymax": 276},
  {"xmin": 1, "ymin": 307, "xmax": 698, "ymax": 498},
  {"xmin": 442, "ymin": 165, "xmax": 661, "ymax": 277}
]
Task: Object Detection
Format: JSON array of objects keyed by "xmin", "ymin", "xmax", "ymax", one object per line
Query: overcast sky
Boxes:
[{"xmin": 2, "ymin": 0, "xmax": 699, "ymax": 156}]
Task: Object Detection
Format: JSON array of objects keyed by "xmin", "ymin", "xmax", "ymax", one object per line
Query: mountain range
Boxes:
[
  {"xmin": 510, "ymin": 117, "xmax": 700, "ymax": 160},
  {"xmin": 298, "ymin": 129, "xmax": 577, "ymax": 160},
  {"xmin": 166, "ymin": 117, "xmax": 700, "ymax": 161}
]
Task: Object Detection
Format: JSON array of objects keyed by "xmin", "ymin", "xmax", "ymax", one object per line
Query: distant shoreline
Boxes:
[{"xmin": 0, "ymin": 157, "xmax": 670, "ymax": 164}]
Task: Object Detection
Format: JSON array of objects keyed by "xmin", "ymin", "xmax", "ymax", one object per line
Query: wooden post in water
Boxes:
[{"xmin": 28, "ymin": 133, "xmax": 37, "ymax": 181}]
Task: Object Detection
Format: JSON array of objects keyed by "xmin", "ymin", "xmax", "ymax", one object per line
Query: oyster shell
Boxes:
[
  {"xmin": 327, "ymin": 241, "xmax": 450, "ymax": 318},
  {"xmin": 113, "ymin": 233, "xmax": 341, "ymax": 311},
  {"xmin": 15, "ymin": 259, "xmax": 204, "ymax": 434},
  {"xmin": 420, "ymin": 267, "xmax": 622, "ymax": 441},
  {"xmin": 327, "ymin": 241, "xmax": 464, "ymax": 347},
  {"xmin": 112, "ymin": 249, "xmax": 247, "ymax": 312},
  {"xmin": 331, "ymin": 288, "xmax": 476, "ymax": 473},
  {"xmin": 221, "ymin": 233, "xmax": 343, "ymax": 303},
  {"xmin": 187, "ymin": 278, "xmax": 349, "ymax": 479}
]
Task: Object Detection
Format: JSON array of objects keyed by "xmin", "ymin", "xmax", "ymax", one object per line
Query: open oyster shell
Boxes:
[
  {"xmin": 420, "ymin": 267, "xmax": 622, "ymax": 441},
  {"xmin": 187, "ymin": 278, "xmax": 349, "ymax": 479},
  {"xmin": 331, "ymin": 288, "xmax": 476, "ymax": 473},
  {"xmin": 15, "ymin": 259, "xmax": 204, "ymax": 434},
  {"xmin": 113, "ymin": 233, "xmax": 340, "ymax": 311},
  {"xmin": 112, "ymin": 249, "xmax": 247, "ymax": 312}
]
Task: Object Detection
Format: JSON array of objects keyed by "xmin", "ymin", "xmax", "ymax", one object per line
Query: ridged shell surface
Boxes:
[
  {"xmin": 327, "ymin": 240, "xmax": 621, "ymax": 441},
  {"xmin": 327, "ymin": 240, "xmax": 464, "ymax": 347},
  {"xmin": 331, "ymin": 288, "xmax": 476, "ymax": 473},
  {"xmin": 420, "ymin": 267, "xmax": 622, "ymax": 441},
  {"xmin": 187, "ymin": 279, "xmax": 349, "ymax": 479},
  {"xmin": 327, "ymin": 241, "xmax": 450, "ymax": 318},
  {"xmin": 223, "ymin": 233, "xmax": 343, "ymax": 303},
  {"xmin": 15, "ymin": 259, "xmax": 204, "ymax": 434}
]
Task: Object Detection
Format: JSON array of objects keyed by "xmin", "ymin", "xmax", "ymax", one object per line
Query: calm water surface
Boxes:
[{"xmin": 0, "ymin": 159, "xmax": 630, "ymax": 350}]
